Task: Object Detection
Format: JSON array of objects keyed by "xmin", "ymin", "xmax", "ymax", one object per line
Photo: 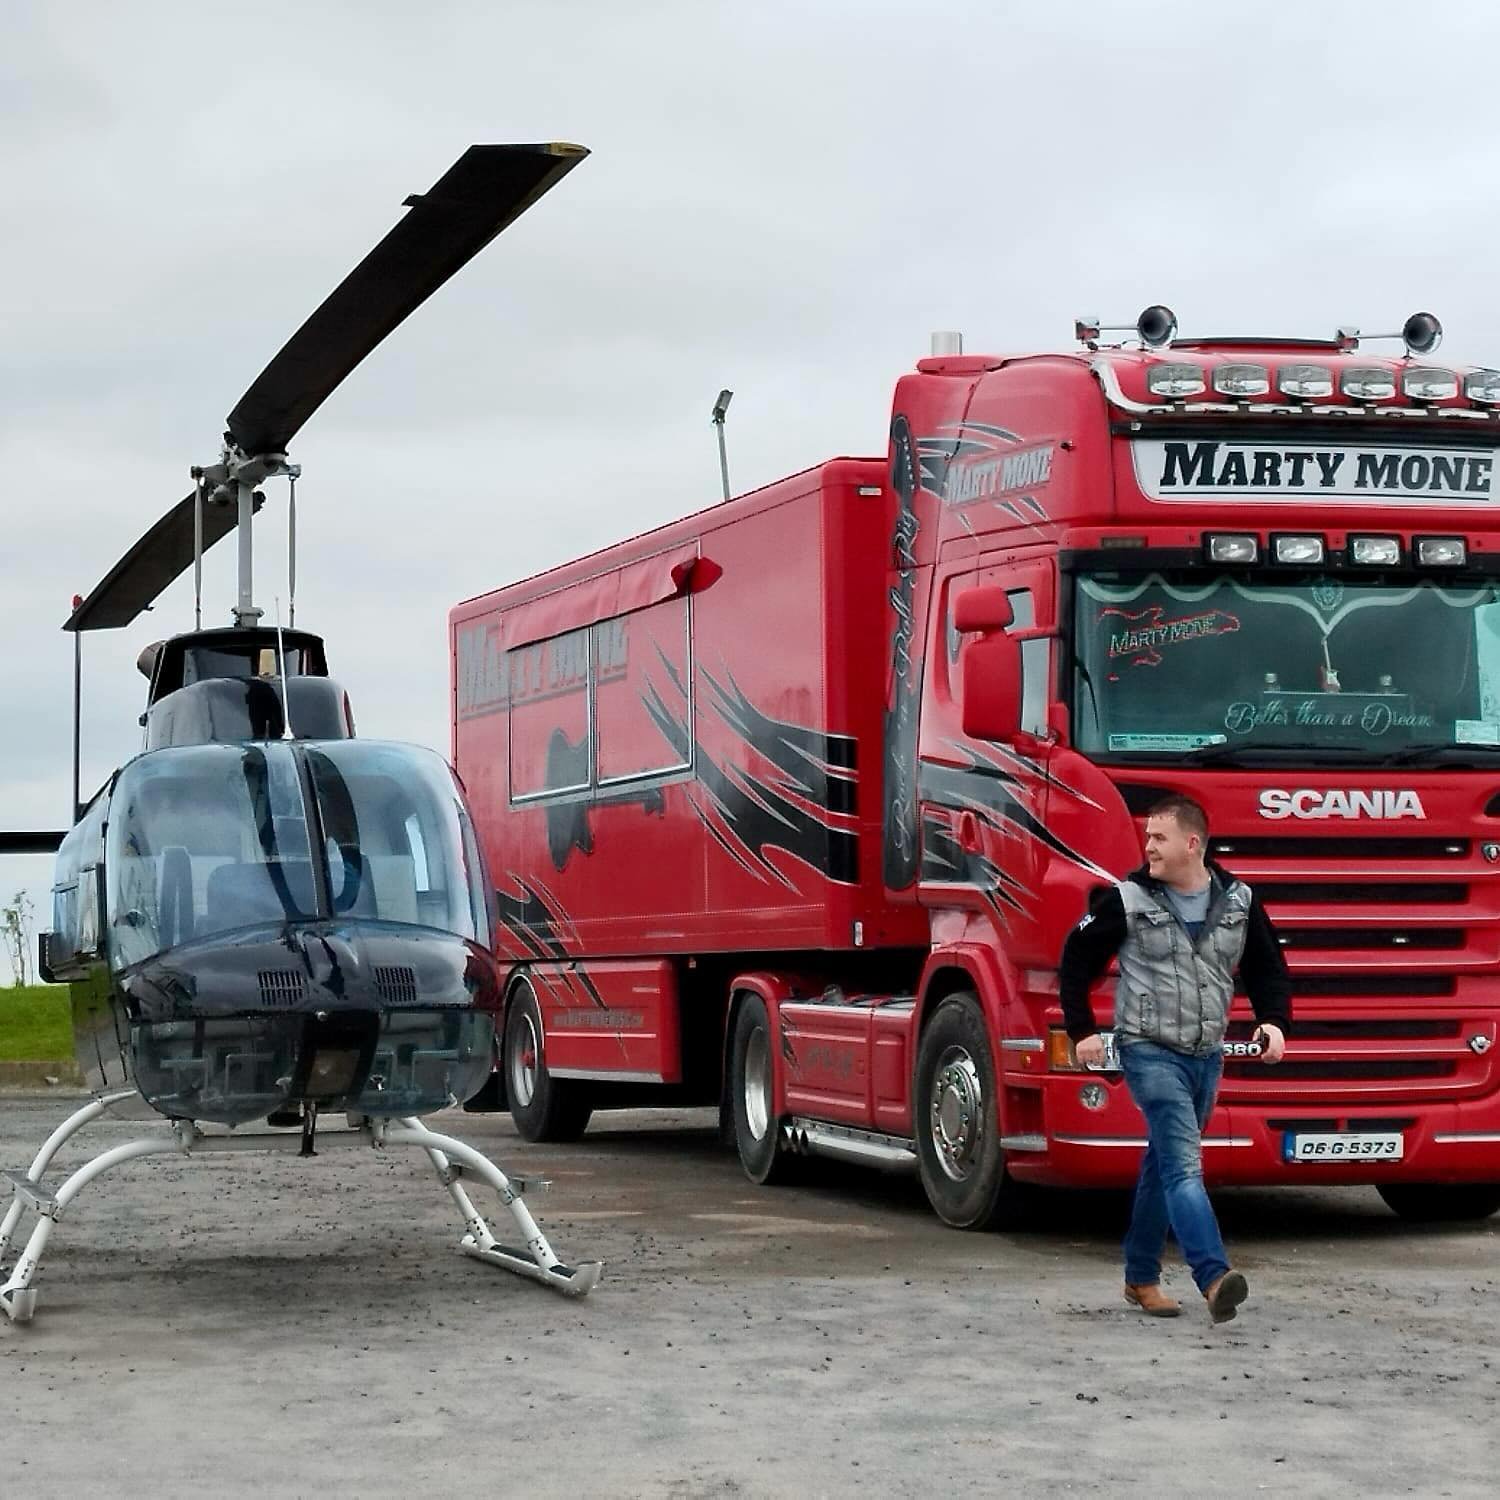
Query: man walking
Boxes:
[{"xmin": 1059, "ymin": 794, "xmax": 1291, "ymax": 1323}]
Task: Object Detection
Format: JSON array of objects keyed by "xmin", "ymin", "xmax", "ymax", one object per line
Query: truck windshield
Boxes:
[{"xmin": 1072, "ymin": 572, "xmax": 1500, "ymax": 763}]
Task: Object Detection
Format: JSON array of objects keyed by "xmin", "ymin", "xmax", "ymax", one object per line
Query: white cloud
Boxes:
[{"xmin": 4, "ymin": 0, "xmax": 1500, "ymax": 974}]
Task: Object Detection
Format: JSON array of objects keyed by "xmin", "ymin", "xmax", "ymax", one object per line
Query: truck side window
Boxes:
[
  {"xmin": 592, "ymin": 596, "xmax": 693, "ymax": 784},
  {"xmin": 507, "ymin": 627, "xmax": 592, "ymax": 800},
  {"xmin": 1006, "ymin": 588, "xmax": 1050, "ymax": 737}
]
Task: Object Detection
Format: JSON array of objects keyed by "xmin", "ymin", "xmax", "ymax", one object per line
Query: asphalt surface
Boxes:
[{"xmin": 0, "ymin": 1093, "xmax": 1496, "ymax": 1498}]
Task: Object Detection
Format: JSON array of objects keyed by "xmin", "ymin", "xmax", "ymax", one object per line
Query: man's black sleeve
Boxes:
[
  {"xmin": 1058, "ymin": 886, "xmax": 1126, "ymax": 1041},
  {"xmin": 1239, "ymin": 890, "xmax": 1293, "ymax": 1037}
]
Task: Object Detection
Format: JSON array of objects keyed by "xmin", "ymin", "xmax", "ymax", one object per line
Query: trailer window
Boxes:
[
  {"xmin": 507, "ymin": 627, "xmax": 592, "ymax": 799},
  {"xmin": 594, "ymin": 597, "xmax": 692, "ymax": 783}
]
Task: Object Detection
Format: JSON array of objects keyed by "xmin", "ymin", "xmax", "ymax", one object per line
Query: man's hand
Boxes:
[
  {"xmin": 1074, "ymin": 1033, "xmax": 1106, "ymax": 1069},
  {"xmin": 1253, "ymin": 1023, "xmax": 1286, "ymax": 1064}
]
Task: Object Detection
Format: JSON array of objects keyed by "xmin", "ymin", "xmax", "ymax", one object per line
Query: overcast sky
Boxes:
[{"xmin": 4, "ymin": 1, "xmax": 1499, "ymax": 975}]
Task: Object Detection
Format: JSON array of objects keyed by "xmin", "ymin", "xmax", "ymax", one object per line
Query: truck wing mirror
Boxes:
[
  {"xmin": 961, "ymin": 631, "xmax": 1022, "ymax": 742},
  {"xmin": 953, "ymin": 586, "xmax": 1012, "ymax": 634}
]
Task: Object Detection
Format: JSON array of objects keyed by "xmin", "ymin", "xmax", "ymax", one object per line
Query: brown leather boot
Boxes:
[
  {"xmin": 1124, "ymin": 1282, "xmax": 1181, "ymax": 1317},
  {"xmin": 1203, "ymin": 1270, "xmax": 1249, "ymax": 1324}
]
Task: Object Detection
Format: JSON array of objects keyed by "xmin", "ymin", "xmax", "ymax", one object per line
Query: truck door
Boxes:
[{"xmin": 919, "ymin": 553, "xmax": 1056, "ymax": 962}]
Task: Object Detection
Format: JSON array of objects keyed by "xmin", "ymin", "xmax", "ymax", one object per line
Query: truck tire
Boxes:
[
  {"xmin": 504, "ymin": 980, "xmax": 592, "ymax": 1143},
  {"xmin": 1376, "ymin": 1182, "xmax": 1500, "ymax": 1223},
  {"xmin": 913, "ymin": 991, "xmax": 1027, "ymax": 1230},
  {"xmin": 730, "ymin": 995, "xmax": 796, "ymax": 1185}
]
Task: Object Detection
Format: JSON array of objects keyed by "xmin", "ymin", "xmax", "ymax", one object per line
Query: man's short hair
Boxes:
[{"xmin": 1146, "ymin": 794, "xmax": 1209, "ymax": 843}]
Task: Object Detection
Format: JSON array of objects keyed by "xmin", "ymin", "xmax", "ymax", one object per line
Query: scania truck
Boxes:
[{"xmin": 452, "ymin": 309, "xmax": 1500, "ymax": 1228}]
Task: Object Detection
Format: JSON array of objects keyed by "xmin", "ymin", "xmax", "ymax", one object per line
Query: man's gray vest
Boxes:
[{"xmin": 1114, "ymin": 876, "xmax": 1253, "ymax": 1057}]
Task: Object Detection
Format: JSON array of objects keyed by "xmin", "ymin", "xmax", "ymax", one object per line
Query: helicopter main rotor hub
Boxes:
[{"xmin": 190, "ymin": 443, "xmax": 301, "ymax": 627}]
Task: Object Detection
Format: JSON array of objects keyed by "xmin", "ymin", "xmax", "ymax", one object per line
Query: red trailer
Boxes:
[{"xmin": 452, "ymin": 314, "xmax": 1500, "ymax": 1227}]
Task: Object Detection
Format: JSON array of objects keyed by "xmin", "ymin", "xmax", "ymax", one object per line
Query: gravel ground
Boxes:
[{"xmin": 0, "ymin": 1092, "xmax": 1496, "ymax": 1498}]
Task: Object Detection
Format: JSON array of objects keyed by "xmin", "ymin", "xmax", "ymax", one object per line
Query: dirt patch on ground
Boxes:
[{"xmin": 1, "ymin": 1095, "xmax": 1495, "ymax": 1497}]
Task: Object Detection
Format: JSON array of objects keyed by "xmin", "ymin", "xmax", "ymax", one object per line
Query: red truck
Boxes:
[{"xmin": 451, "ymin": 310, "xmax": 1500, "ymax": 1228}]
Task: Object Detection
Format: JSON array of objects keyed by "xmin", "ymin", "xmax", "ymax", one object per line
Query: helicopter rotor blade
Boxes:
[
  {"xmin": 225, "ymin": 142, "xmax": 589, "ymax": 458},
  {"xmin": 65, "ymin": 142, "xmax": 588, "ymax": 634},
  {"xmin": 0, "ymin": 831, "xmax": 66, "ymax": 854},
  {"xmin": 65, "ymin": 488, "xmax": 261, "ymax": 632}
]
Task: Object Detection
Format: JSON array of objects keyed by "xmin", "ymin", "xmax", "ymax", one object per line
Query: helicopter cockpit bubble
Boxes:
[{"xmin": 95, "ymin": 740, "xmax": 502, "ymax": 1125}]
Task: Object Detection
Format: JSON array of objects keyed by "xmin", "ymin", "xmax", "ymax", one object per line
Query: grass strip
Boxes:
[{"xmin": 0, "ymin": 984, "xmax": 72, "ymax": 1062}]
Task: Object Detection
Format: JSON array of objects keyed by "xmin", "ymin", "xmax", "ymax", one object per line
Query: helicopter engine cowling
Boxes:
[{"xmin": 146, "ymin": 675, "xmax": 355, "ymax": 748}]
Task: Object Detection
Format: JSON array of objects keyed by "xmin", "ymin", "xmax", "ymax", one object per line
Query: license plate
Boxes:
[{"xmin": 1283, "ymin": 1131, "xmax": 1404, "ymax": 1163}]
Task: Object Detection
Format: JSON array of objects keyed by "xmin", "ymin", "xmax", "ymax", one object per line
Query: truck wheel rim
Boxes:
[
  {"xmin": 744, "ymin": 1024, "xmax": 771, "ymax": 1141},
  {"xmin": 930, "ymin": 1045, "xmax": 983, "ymax": 1182},
  {"xmin": 510, "ymin": 1009, "xmax": 539, "ymax": 1108}
]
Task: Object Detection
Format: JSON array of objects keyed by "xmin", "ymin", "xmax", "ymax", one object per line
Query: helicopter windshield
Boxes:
[
  {"xmin": 108, "ymin": 744, "xmax": 317, "ymax": 969},
  {"xmin": 106, "ymin": 741, "xmax": 491, "ymax": 969},
  {"xmin": 303, "ymin": 742, "xmax": 492, "ymax": 945}
]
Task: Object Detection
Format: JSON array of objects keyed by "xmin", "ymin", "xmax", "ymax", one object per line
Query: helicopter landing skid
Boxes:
[{"xmin": 0, "ymin": 1102, "xmax": 602, "ymax": 1323}]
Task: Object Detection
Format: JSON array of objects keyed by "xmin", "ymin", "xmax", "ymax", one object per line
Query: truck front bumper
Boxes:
[{"xmin": 1011, "ymin": 1070, "xmax": 1500, "ymax": 1190}]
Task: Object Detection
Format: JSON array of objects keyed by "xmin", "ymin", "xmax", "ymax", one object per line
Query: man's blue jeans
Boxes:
[{"xmin": 1119, "ymin": 1040, "xmax": 1231, "ymax": 1293}]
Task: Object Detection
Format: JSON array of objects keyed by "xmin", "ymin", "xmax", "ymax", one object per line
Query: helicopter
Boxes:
[{"xmin": 0, "ymin": 143, "xmax": 602, "ymax": 1322}]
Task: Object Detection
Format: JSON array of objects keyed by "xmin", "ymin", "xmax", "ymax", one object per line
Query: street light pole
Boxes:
[{"xmin": 711, "ymin": 388, "xmax": 733, "ymax": 502}]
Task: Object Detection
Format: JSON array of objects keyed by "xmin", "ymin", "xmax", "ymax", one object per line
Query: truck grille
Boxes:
[{"xmin": 1210, "ymin": 831, "xmax": 1497, "ymax": 1104}]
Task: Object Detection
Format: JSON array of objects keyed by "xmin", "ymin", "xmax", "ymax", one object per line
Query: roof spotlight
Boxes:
[
  {"xmin": 1137, "ymin": 304, "xmax": 1178, "ymax": 349},
  {"xmin": 1403, "ymin": 311, "xmax": 1443, "ymax": 357}
]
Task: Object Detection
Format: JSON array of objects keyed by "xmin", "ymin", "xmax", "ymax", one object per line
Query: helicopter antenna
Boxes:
[
  {"xmin": 287, "ymin": 470, "xmax": 298, "ymax": 628},
  {"xmin": 273, "ymin": 599, "xmax": 295, "ymax": 741},
  {"xmin": 192, "ymin": 474, "xmax": 204, "ymax": 630}
]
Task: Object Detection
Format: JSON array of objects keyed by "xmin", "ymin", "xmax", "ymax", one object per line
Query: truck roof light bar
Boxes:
[{"xmin": 1094, "ymin": 359, "xmax": 1500, "ymax": 421}]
